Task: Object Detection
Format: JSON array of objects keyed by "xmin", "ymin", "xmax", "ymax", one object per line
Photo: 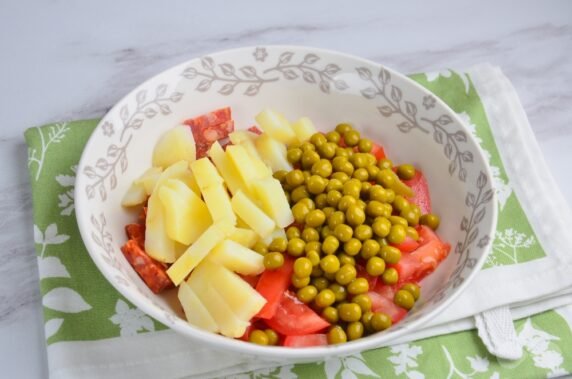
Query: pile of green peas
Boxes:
[{"xmin": 256, "ymin": 123, "xmax": 441, "ymax": 345}]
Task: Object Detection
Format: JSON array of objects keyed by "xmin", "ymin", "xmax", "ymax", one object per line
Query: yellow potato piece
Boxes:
[
  {"xmin": 208, "ymin": 141, "xmax": 245, "ymax": 196},
  {"xmin": 255, "ymin": 109, "xmax": 297, "ymax": 145},
  {"xmin": 201, "ymin": 185, "xmax": 236, "ymax": 225},
  {"xmin": 226, "ymin": 145, "xmax": 270, "ymax": 194},
  {"xmin": 228, "ymin": 227, "xmax": 259, "ymax": 248},
  {"xmin": 252, "ymin": 177, "xmax": 294, "ymax": 228},
  {"xmin": 190, "ymin": 157, "xmax": 224, "ymax": 190},
  {"xmin": 166, "ymin": 223, "xmax": 227, "ymax": 285},
  {"xmin": 178, "ymin": 282, "xmax": 218, "ymax": 333},
  {"xmin": 159, "ymin": 179, "xmax": 212, "ymax": 245},
  {"xmin": 151, "ymin": 160, "xmax": 192, "ymax": 195},
  {"xmin": 121, "ymin": 181, "xmax": 147, "ymax": 207},
  {"xmin": 208, "ymin": 239, "xmax": 265, "ymax": 275},
  {"xmin": 133, "ymin": 166, "xmax": 163, "ymax": 196},
  {"xmin": 178, "ymin": 169, "xmax": 201, "ymax": 197},
  {"xmin": 292, "ymin": 117, "xmax": 318, "ymax": 143},
  {"xmin": 231, "ymin": 190, "xmax": 276, "ymax": 239},
  {"xmin": 145, "ymin": 192, "xmax": 177, "ymax": 263},
  {"xmin": 200, "ymin": 285, "xmax": 249, "ymax": 338},
  {"xmin": 255, "ymin": 134, "xmax": 292, "ymax": 172},
  {"xmin": 228, "ymin": 130, "xmax": 258, "ymax": 144},
  {"xmin": 152, "ymin": 124, "xmax": 196, "ymax": 168}
]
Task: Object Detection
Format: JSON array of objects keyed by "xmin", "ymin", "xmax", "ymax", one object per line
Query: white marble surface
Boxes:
[{"xmin": 1, "ymin": 0, "xmax": 571, "ymax": 377}]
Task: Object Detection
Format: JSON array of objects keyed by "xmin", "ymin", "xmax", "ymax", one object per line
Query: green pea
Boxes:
[
  {"xmin": 305, "ymin": 209, "xmax": 326, "ymax": 228},
  {"xmin": 322, "ymin": 306, "xmax": 339, "ymax": 323},
  {"xmin": 249, "ymin": 329, "xmax": 269, "ymax": 345},
  {"xmin": 312, "ymin": 159, "xmax": 333, "ymax": 178},
  {"xmin": 291, "ymin": 274, "xmax": 311, "ymax": 289},
  {"xmin": 342, "ymin": 179, "xmax": 361, "ymax": 198},
  {"xmin": 367, "ymin": 165, "xmax": 380, "ymax": 179},
  {"xmin": 392, "ymin": 195, "xmax": 409, "ymax": 212},
  {"xmin": 338, "ymin": 303, "xmax": 362, "ymax": 322},
  {"xmin": 397, "ymin": 164, "xmax": 416, "ymax": 180},
  {"xmin": 389, "ymin": 215, "xmax": 408, "ymax": 227},
  {"xmin": 382, "ymin": 267, "xmax": 399, "ymax": 285},
  {"xmin": 335, "ymin": 123, "xmax": 353, "ymax": 135},
  {"xmin": 297, "ymin": 285, "xmax": 318, "ymax": 303},
  {"xmin": 400, "ymin": 205, "xmax": 420, "ymax": 226},
  {"xmin": 358, "ymin": 138, "xmax": 373, "ymax": 153},
  {"xmin": 377, "ymin": 158, "xmax": 393, "ymax": 170},
  {"xmin": 273, "ymin": 170, "xmax": 288, "ymax": 183},
  {"xmin": 326, "ymin": 178, "xmax": 343, "ymax": 192},
  {"xmin": 306, "ymin": 250, "xmax": 321, "ymax": 266},
  {"xmin": 319, "ymin": 142, "xmax": 337, "ymax": 159},
  {"xmin": 312, "ymin": 277, "xmax": 330, "ymax": 291},
  {"xmin": 350, "ymin": 153, "xmax": 368, "ymax": 169},
  {"xmin": 360, "ymin": 181, "xmax": 373, "ymax": 198},
  {"xmin": 420, "ymin": 214, "xmax": 441, "ymax": 230},
  {"xmin": 335, "ymin": 147, "xmax": 350, "ymax": 158},
  {"xmin": 380, "ymin": 246, "xmax": 402, "ymax": 264},
  {"xmin": 328, "ymin": 211, "xmax": 346, "ymax": 229},
  {"xmin": 287, "ymin": 238, "xmax": 306, "ymax": 257},
  {"xmin": 320, "ymin": 255, "xmax": 341, "ymax": 274},
  {"xmin": 348, "ymin": 278, "xmax": 369, "ymax": 295},
  {"xmin": 366, "ymin": 256, "xmax": 386, "ymax": 276},
  {"xmin": 326, "ymin": 131, "xmax": 341, "ymax": 144},
  {"xmin": 298, "ymin": 197, "xmax": 315, "ymax": 210},
  {"xmin": 346, "ymin": 205, "xmax": 366, "ymax": 226},
  {"xmin": 331, "ymin": 172, "xmax": 350, "ymax": 183},
  {"xmin": 302, "ymin": 227, "xmax": 320, "ymax": 242},
  {"xmin": 376, "ymin": 168, "xmax": 395, "ymax": 189},
  {"xmin": 352, "ymin": 167, "xmax": 369, "ymax": 181},
  {"xmin": 305, "ymin": 241, "xmax": 322, "ymax": 254},
  {"xmin": 337, "ymin": 253, "xmax": 355, "ymax": 266},
  {"xmin": 306, "ymin": 175, "xmax": 327, "ymax": 195},
  {"xmin": 253, "ymin": 241, "xmax": 268, "ymax": 255},
  {"xmin": 366, "ymin": 200, "xmax": 385, "ymax": 217},
  {"xmin": 371, "ymin": 312, "xmax": 392, "ymax": 331},
  {"xmin": 294, "ymin": 257, "xmax": 313, "ymax": 278},
  {"xmin": 301, "ymin": 150, "xmax": 320, "ymax": 169},
  {"xmin": 354, "ymin": 224, "xmax": 373, "ymax": 241},
  {"xmin": 326, "ymin": 190, "xmax": 343, "ymax": 207},
  {"xmin": 300, "ymin": 142, "xmax": 315, "ymax": 152},
  {"xmin": 268, "ymin": 237, "xmax": 287, "ymax": 253},
  {"xmin": 264, "ymin": 329, "xmax": 279, "ymax": 345},
  {"xmin": 353, "ymin": 294, "xmax": 373, "ymax": 312},
  {"xmin": 343, "ymin": 130, "xmax": 361, "ymax": 147},
  {"xmin": 286, "ymin": 226, "xmax": 301, "ymax": 240},
  {"xmin": 372, "ymin": 217, "xmax": 391, "ymax": 237},
  {"xmin": 322, "ymin": 235, "xmax": 340, "ymax": 255},
  {"xmin": 338, "ymin": 195, "xmax": 357, "ymax": 212},
  {"xmin": 360, "ymin": 239, "xmax": 380, "ymax": 259},
  {"xmin": 335, "ymin": 264, "xmax": 357, "ymax": 285},
  {"xmin": 311, "ymin": 265, "xmax": 324, "ymax": 278},
  {"xmin": 394, "ymin": 289, "xmax": 415, "ymax": 310},
  {"xmin": 263, "ymin": 252, "xmax": 284, "ymax": 270},
  {"xmin": 362, "ymin": 311, "xmax": 374, "ymax": 332},
  {"xmin": 334, "ymin": 224, "xmax": 354, "ymax": 242},
  {"xmin": 329, "ymin": 283, "xmax": 348, "ymax": 301},
  {"xmin": 310, "ymin": 132, "xmax": 327, "ymax": 147},
  {"xmin": 327, "ymin": 326, "xmax": 347, "ymax": 344},
  {"xmin": 291, "ymin": 185, "xmax": 310, "ymax": 203},
  {"xmin": 315, "ymin": 288, "xmax": 336, "ymax": 308},
  {"xmin": 347, "ymin": 321, "xmax": 365, "ymax": 340},
  {"xmin": 344, "ymin": 238, "xmax": 362, "ymax": 256},
  {"xmin": 321, "ymin": 225, "xmax": 333, "ymax": 239},
  {"xmin": 406, "ymin": 226, "xmax": 419, "ymax": 240},
  {"xmin": 401, "ymin": 283, "xmax": 421, "ymax": 300},
  {"xmin": 287, "ymin": 148, "xmax": 303, "ymax": 164},
  {"xmin": 387, "ymin": 224, "xmax": 407, "ymax": 244}
]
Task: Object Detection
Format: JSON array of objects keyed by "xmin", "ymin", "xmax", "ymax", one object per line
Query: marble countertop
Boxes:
[{"xmin": 1, "ymin": 1, "xmax": 571, "ymax": 377}]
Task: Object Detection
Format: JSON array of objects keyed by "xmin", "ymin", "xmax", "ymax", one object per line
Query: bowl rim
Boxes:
[{"xmin": 75, "ymin": 44, "xmax": 497, "ymax": 359}]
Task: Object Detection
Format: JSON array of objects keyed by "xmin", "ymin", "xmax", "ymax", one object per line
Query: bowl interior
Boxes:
[{"xmin": 75, "ymin": 46, "xmax": 496, "ymax": 360}]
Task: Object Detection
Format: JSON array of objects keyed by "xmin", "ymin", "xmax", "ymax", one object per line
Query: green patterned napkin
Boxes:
[{"xmin": 25, "ymin": 68, "xmax": 572, "ymax": 379}]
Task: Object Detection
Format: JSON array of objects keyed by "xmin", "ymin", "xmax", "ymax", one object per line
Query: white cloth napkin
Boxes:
[{"xmin": 47, "ymin": 64, "xmax": 572, "ymax": 379}]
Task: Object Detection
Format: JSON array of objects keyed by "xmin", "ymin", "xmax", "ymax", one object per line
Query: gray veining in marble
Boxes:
[{"xmin": 0, "ymin": 0, "xmax": 571, "ymax": 377}]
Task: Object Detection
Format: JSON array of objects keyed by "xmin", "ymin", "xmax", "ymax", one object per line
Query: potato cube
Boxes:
[
  {"xmin": 228, "ymin": 228, "xmax": 259, "ymax": 248},
  {"xmin": 201, "ymin": 185, "xmax": 236, "ymax": 225},
  {"xmin": 208, "ymin": 142, "xmax": 245, "ymax": 195},
  {"xmin": 134, "ymin": 167, "xmax": 163, "ymax": 196},
  {"xmin": 226, "ymin": 145, "xmax": 269, "ymax": 192},
  {"xmin": 121, "ymin": 181, "xmax": 147, "ymax": 207},
  {"xmin": 152, "ymin": 124, "xmax": 196, "ymax": 168},
  {"xmin": 255, "ymin": 109, "xmax": 297, "ymax": 145},
  {"xmin": 208, "ymin": 239, "xmax": 264, "ymax": 275},
  {"xmin": 145, "ymin": 192, "xmax": 177, "ymax": 263},
  {"xmin": 252, "ymin": 177, "xmax": 294, "ymax": 228},
  {"xmin": 292, "ymin": 117, "xmax": 318, "ymax": 143},
  {"xmin": 231, "ymin": 191, "xmax": 276, "ymax": 239},
  {"xmin": 178, "ymin": 282, "xmax": 218, "ymax": 333},
  {"xmin": 255, "ymin": 134, "xmax": 292, "ymax": 172},
  {"xmin": 190, "ymin": 158, "xmax": 223, "ymax": 190}
]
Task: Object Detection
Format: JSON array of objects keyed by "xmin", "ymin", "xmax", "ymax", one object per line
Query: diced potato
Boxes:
[
  {"xmin": 152, "ymin": 160, "xmax": 191, "ymax": 194},
  {"xmin": 208, "ymin": 239, "xmax": 265, "ymax": 275},
  {"xmin": 178, "ymin": 282, "xmax": 218, "ymax": 333},
  {"xmin": 255, "ymin": 134, "xmax": 293, "ymax": 172},
  {"xmin": 145, "ymin": 192, "xmax": 177, "ymax": 263},
  {"xmin": 152, "ymin": 124, "xmax": 196, "ymax": 168},
  {"xmin": 252, "ymin": 177, "xmax": 294, "ymax": 228},
  {"xmin": 178, "ymin": 170, "xmax": 201, "ymax": 197},
  {"xmin": 226, "ymin": 145, "xmax": 270, "ymax": 192},
  {"xmin": 199, "ymin": 285, "xmax": 249, "ymax": 338},
  {"xmin": 292, "ymin": 117, "xmax": 318, "ymax": 143},
  {"xmin": 190, "ymin": 158, "xmax": 224, "ymax": 190},
  {"xmin": 240, "ymin": 140, "xmax": 273, "ymax": 178},
  {"xmin": 231, "ymin": 190, "xmax": 275, "ymax": 239},
  {"xmin": 208, "ymin": 142, "xmax": 245, "ymax": 195},
  {"xmin": 229, "ymin": 130, "xmax": 258, "ymax": 145},
  {"xmin": 121, "ymin": 181, "xmax": 147, "ymax": 207},
  {"xmin": 207, "ymin": 262, "xmax": 266, "ymax": 320},
  {"xmin": 228, "ymin": 228, "xmax": 259, "ymax": 248},
  {"xmin": 262, "ymin": 227, "xmax": 288, "ymax": 245},
  {"xmin": 133, "ymin": 167, "xmax": 163, "ymax": 196},
  {"xmin": 255, "ymin": 109, "xmax": 297, "ymax": 145},
  {"xmin": 158, "ymin": 179, "xmax": 212, "ymax": 245},
  {"xmin": 201, "ymin": 185, "xmax": 236, "ymax": 225},
  {"xmin": 166, "ymin": 223, "xmax": 227, "ymax": 285}
]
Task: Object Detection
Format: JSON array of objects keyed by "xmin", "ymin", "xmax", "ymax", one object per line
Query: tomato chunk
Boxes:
[
  {"xmin": 390, "ymin": 236, "xmax": 420, "ymax": 253},
  {"xmin": 255, "ymin": 258, "xmax": 294, "ymax": 319},
  {"xmin": 356, "ymin": 264, "xmax": 378, "ymax": 290},
  {"xmin": 367, "ymin": 290, "xmax": 407, "ymax": 324},
  {"xmin": 371, "ymin": 142, "xmax": 386, "ymax": 161},
  {"xmin": 265, "ymin": 291, "xmax": 330, "ymax": 336},
  {"xmin": 417, "ymin": 225, "xmax": 441, "ymax": 244},
  {"xmin": 240, "ymin": 274, "xmax": 260, "ymax": 288},
  {"xmin": 283, "ymin": 334, "xmax": 328, "ymax": 347},
  {"xmin": 393, "ymin": 240, "xmax": 451, "ymax": 284},
  {"xmin": 120, "ymin": 240, "xmax": 173, "ymax": 294},
  {"xmin": 403, "ymin": 170, "xmax": 431, "ymax": 214}
]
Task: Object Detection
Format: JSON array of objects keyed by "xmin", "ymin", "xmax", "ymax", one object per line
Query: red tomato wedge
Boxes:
[
  {"xmin": 367, "ymin": 290, "xmax": 407, "ymax": 324},
  {"xmin": 255, "ymin": 258, "xmax": 294, "ymax": 319},
  {"xmin": 393, "ymin": 240, "xmax": 451, "ymax": 284},
  {"xmin": 417, "ymin": 225, "xmax": 441, "ymax": 244},
  {"xmin": 265, "ymin": 291, "xmax": 330, "ymax": 336},
  {"xmin": 240, "ymin": 274, "xmax": 260, "ymax": 288},
  {"xmin": 390, "ymin": 236, "xmax": 420, "ymax": 253},
  {"xmin": 283, "ymin": 334, "xmax": 328, "ymax": 347},
  {"xmin": 403, "ymin": 170, "xmax": 431, "ymax": 214},
  {"xmin": 248, "ymin": 125, "xmax": 263, "ymax": 135},
  {"xmin": 239, "ymin": 324, "xmax": 256, "ymax": 342},
  {"xmin": 356, "ymin": 264, "xmax": 378, "ymax": 290},
  {"xmin": 371, "ymin": 142, "xmax": 386, "ymax": 161}
]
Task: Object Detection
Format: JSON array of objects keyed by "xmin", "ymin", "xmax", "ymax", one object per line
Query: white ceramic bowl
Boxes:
[{"xmin": 75, "ymin": 46, "xmax": 497, "ymax": 361}]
